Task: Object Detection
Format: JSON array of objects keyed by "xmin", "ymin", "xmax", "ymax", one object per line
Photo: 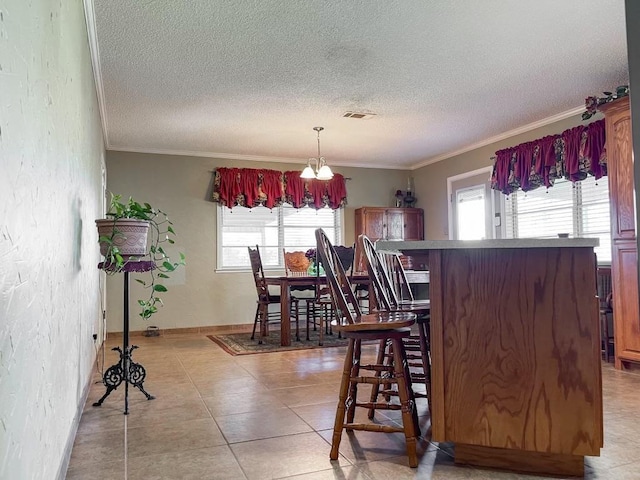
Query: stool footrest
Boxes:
[
  {"xmin": 343, "ymin": 423, "xmax": 404, "ymax": 434},
  {"xmin": 355, "ymin": 401, "xmax": 402, "ymax": 410},
  {"xmin": 360, "ymin": 364, "xmax": 394, "ymax": 373},
  {"xmin": 352, "ymin": 375, "xmax": 399, "ymax": 385}
]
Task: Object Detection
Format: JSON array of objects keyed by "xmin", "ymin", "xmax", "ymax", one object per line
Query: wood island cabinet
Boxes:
[
  {"xmin": 354, "ymin": 207, "xmax": 424, "ymax": 242},
  {"xmin": 600, "ymin": 97, "xmax": 640, "ymax": 369},
  {"xmin": 379, "ymin": 239, "xmax": 603, "ymax": 477}
]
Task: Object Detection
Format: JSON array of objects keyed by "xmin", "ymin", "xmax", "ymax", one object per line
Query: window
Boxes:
[
  {"xmin": 504, "ymin": 177, "xmax": 611, "ymax": 263},
  {"xmin": 217, "ymin": 204, "xmax": 342, "ymax": 270}
]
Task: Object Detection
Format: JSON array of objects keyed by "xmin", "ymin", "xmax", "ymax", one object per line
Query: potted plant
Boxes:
[{"xmin": 96, "ymin": 193, "xmax": 185, "ymax": 319}]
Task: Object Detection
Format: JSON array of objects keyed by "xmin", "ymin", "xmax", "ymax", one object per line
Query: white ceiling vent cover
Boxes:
[{"xmin": 342, "ymin": 111, "xmax": 377, "ymax": 119}]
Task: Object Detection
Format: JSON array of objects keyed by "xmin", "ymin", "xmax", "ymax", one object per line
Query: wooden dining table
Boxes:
[{"xmin": 264, "ymin": 273, "xmax": 371, "ymax": 346}]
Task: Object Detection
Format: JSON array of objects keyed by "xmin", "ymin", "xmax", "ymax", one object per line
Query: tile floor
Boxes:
[{"xmin": 66, "ymin": 333, "xmax": 640, "ymax": 479}]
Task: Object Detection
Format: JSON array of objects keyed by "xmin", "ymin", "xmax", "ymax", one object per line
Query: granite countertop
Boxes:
[{"xmin": 377, "ymin": 238, "xmax": 599, "ymax": 252}]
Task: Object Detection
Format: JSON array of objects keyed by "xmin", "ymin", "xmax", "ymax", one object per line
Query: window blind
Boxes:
[
  {"xmin": 218, "ymin": 204, "xmax": 342, "ymax": 270},
  {"xmin": 504, "ymin": 177, "xmax": 611, "ymax": 262}
]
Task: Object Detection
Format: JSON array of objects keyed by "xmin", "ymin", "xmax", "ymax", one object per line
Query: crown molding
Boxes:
[
  {"xmin": 409, "ymin": 105, "xmax": 585, "ymax": 170},
  {"xmin": 106, "ymin": 146, "xmax": 411, "ymax": 170},
  {"xmin": 82, "ymin": 0, "xmax": 110, "ymax": 147}
]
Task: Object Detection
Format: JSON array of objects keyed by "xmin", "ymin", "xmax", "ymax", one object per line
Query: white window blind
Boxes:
[
  {"xmin": 217, "ymin": 204, "xmax": 342, "ymax": 270},
  {"xmin": 504, "ymin": 177, "xmax": 611, "ymax": 263}
]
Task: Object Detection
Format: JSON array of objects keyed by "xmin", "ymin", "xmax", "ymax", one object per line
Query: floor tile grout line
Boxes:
[
  {"xmin": 171, "ymin": 338, "xmax": 259, "ymax": 474},
  {"xmin": 72, "ymin": 335, "xmax": 636, "ymax": 478}
]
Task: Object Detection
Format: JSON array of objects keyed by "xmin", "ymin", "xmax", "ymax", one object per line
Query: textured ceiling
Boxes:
[{"xmin": 88, "ymin": 0, "xmax": 629, "ymax": 170}]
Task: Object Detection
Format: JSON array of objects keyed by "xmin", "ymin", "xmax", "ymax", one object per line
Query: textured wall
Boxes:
[
  {"xmin": 413, "ymin": 113, "xmax": 598, "ymax": 240},
  {"xmin": 104, "ymin": 151, "xmax": 410, "ymax": 332},
  {"xmin": 0, "ymin": 1, "xmax": 105, "ymax": 478}
]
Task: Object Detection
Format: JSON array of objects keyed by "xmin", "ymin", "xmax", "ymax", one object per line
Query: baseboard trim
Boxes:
[
  {"xmin": 106, "ymin": 323, "xmax": 254, "ymax": 339},
  {"xmin": 56, "ymin": 367, "xmax": 93, "ymax": 480}
]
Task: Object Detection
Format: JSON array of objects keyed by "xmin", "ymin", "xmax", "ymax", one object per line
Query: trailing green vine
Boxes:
[
  {"xmin": 582, "ymin": 85, "xmax": 629, "ymax": 120},
  {"xmin": 98, "ymin": 194, "xmax": 186, "ymax": 320}
]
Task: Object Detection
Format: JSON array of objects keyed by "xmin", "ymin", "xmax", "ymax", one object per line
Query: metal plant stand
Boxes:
[{"xmin": 93, "ymin": 261, "xmax": 156, "ymax": 414}]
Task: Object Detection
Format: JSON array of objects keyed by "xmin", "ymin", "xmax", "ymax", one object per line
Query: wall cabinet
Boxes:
[
  {"xmin": 354, "ymin": 207, "xmax": 424, "ymax": 242},
  {"xmin": 601, "ymin": 96, "xmax": 640, "ymax": 368}
]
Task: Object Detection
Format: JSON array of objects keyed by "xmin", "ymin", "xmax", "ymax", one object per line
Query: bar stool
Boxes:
[
  {"xmin": 357, "ymin": 235, "xmax": 432, "ymax": 414},
  {"xmin": 315, "ymin": 228, "xmax": 421, "ymax": 468}
]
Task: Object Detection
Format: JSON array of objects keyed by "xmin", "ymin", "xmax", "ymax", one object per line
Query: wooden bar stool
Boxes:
[
  {"xmin": 358, "ymin": 235, "xmax": 432, "ymax": 415},
  {"xmin": 315, "ymin": 228, "xmax": 421, "ymax": 468}
]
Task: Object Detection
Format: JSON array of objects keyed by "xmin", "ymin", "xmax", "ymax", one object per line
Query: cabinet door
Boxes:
[
  {"xmin": 403, "ymin": 209, "xmax": 424, "ymax": 240},
  {"xmin": 612, "ymin": 241, "xmax": 640, "ymax": 364},
  {"xmin": 362, "ymin": 209, "xmax": 386, "ymax": 241},
  {"xmin": 386, "ymin": 209, "xmax": 405, "ymax": 240},
  {"xmin": 607, "ymin": 105, "xmax": 635, "ymax": 238}
]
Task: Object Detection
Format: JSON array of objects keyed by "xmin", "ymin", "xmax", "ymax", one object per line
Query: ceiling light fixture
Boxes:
[{"xmin": 300, "ymin": 127, "xmax": 334, "ymax": 181}]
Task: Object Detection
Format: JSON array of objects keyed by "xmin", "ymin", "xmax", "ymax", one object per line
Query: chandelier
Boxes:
[{"xmin": 300, "ymin": 127, "xmax": 334, "ymax": 180}]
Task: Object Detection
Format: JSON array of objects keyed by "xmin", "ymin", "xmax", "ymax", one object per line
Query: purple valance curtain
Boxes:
[
  {"xmin": 490, "ymin": 119, "xmax": 607, "ymax": 195},
  {"xmin": 212, "ymin": 167, "xmax": 347, "ymax": 210}
]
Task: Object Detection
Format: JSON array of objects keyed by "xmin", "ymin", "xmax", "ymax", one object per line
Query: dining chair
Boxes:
[
  {"xmin": 597, "ymin": 266, "xmax": 614, "ymax": 362},
  {"xmin": 333, "ymin": 245, "xmax": 354, "ymax": 273},
  {"xmin": 351, "ymin": 240, "xmax": 371, "ymax": 312},
  {"xmin": 307, "ymin": 247, "xmax": 351, "ymax": 346},
  {"xmin": 283, "ymin": 249, "xmax": 315, "ymax": 333},
  {"xmin": 358, "ymin": 235, "xmax": 432, "ymax": 414},
  {"xmin": 248, "ymin": 246, "xmax": 300, "ymax": 343},
  {"xmin": 307, "ymin": 278, "xmax": 335, "ymax": 346},
  {"xmin": 315, "ymin": 228, "xmax": 421, "ymax": 468}
]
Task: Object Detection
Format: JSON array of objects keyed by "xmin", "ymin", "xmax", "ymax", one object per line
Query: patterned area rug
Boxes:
[{"xmin": 207, "ymin": 329, "xmax": 350, "ymax": 355}]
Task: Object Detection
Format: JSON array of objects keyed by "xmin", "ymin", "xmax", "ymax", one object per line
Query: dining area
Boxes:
[
  {"xmin": 250, "ymin": 245, "xmax": 369, "ymax": 348},
  {"xmin": 248, "ymin": 240, "xmax": 428, "ymax": 348}
]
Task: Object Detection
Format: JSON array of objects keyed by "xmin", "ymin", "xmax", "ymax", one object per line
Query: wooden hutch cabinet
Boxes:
[
  {"xmin": 600, "ymin": 96, "xmax": 640, "ymax": 369},
  {"xmin": 355, "ymin": 207, "xmax": 424, "ymax": 242}
]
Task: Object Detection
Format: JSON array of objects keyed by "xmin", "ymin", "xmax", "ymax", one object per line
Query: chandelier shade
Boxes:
[{"xmin": 300, "ymin": 127, "xmax": 334, "ymax": 180}]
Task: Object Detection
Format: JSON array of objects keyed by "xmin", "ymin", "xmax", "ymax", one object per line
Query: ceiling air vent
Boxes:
[{"xmin": 342, "ymin": 111, "xmax": 377, "ymax": 119}]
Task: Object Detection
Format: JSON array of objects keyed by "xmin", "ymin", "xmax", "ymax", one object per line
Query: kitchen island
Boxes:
[{"xmin": 377, "ymin": 239, "xmax": 602, "ymax": 477}]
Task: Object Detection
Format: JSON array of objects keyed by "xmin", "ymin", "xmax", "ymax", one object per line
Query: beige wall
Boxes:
[
  {"xmin": 104, "ymin": 151, "xmax": 411, "ymax": 332},
  {"xmin": 106, "ymin": 112, "xmax": 603, "ymax": 331},
  {"xmin": 413, "ymin": 113, "xmax": 600, "ymax": 240},
  {"xmin": 0, "ymin": 1, "xmax": 105, "ymax": 478},
  {"xmin": 105, "ymin": 112, "xmax": 601, "ymax": 331}
]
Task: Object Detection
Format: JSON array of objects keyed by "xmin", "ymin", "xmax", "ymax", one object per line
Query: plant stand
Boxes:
[{"xmin": 93, "ymin": 261, "xmax": 156, "ymax": 414}]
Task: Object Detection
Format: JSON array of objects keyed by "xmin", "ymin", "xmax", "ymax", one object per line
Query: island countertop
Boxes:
[{"xmin": 377, "ymin": 237, "xmax": 599, "ymax": 252}]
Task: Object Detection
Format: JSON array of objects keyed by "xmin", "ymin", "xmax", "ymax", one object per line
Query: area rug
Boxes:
[{"xmin": 207, "ymin": 329, "xmax": 351, "ymax": 356}]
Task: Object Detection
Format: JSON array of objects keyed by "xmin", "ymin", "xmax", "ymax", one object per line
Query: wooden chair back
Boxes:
[
  {"xmin": 315, "ymin": 229, "xmax": 361, "ymax": 324},
  {"xmin": 357, "ymin": 234, "xmax": 395, "ymax": 311},
  {"xmin": 352, "ymin": 239, "xmax": 367, "ymax": 275},
  {"xmin": 379, "ymin": 250, "xmax": 415, "ymax": 303},
  {"xmin": 283, "ymin": 250, "xmax": 311, "ymax": 277},
  {"xmin": 248, "ymin": 245, "xmax": 269, "ymax": 302}
]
